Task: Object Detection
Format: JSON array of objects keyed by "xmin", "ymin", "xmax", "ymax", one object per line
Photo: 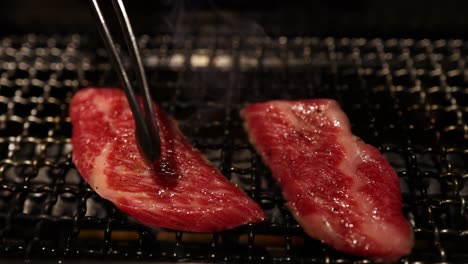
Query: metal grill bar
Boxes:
[{"xmin": 0, "ymin": 34, "xmax": 467, "ymax": 263}]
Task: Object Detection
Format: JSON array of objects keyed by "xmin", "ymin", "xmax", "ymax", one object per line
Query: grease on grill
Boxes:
[{"xmin": 0, "ymin": 34, "xmax": 467, "ymax": 263}]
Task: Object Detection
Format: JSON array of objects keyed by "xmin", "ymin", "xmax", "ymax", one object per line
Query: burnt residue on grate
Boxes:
[{"xmin": 0, "ymin": 34, "xmax": 467, "ymax": 263}]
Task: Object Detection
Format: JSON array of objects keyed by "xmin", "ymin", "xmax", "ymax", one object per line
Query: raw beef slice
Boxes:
[
  {"xmin": 242, "ymin": 99, "xmax": 413, "ymax": 260},
  {"xmin": 70, "ymin": 87, "xmax": 264, "ymax": 232}
]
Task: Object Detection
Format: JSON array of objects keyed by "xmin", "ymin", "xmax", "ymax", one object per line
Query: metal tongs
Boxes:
[{"xmin": 89, "ymin": 0, "xmax": 161, "ymax": 165}]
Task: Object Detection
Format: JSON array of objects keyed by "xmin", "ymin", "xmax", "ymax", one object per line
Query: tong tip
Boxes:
[{"xmin": 135, "ymin": 120, "xmax": 161, "ymax": 166}]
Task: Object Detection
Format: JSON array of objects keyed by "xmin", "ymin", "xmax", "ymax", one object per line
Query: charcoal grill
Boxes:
[{"xmin": 0, "ymin": 33, "xmax": 467, "ymax": 263}]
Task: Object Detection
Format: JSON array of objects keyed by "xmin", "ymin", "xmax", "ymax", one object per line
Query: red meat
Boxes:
[
  {"xmin": 241, "ymin": 100, "xmax": 413, "ymax": 261},
  {"xmin": 70, "ymin": 87, "xmax": 264, "ymax": 232}
]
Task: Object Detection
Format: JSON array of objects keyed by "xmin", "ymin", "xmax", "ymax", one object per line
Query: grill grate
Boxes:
[{"xmin": 0, "ymin": 34, "xmax": 467, "ymax": 263}]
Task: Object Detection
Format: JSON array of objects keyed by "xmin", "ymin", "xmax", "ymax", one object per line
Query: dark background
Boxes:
[{"xmin": 1, "ymin": 0, "xmax": 467, "ymax": 38}]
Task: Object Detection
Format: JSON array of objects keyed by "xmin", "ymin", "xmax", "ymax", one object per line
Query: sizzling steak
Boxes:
[
  {"xmin": 70, "ymin": 87, "xmax": 264, "ymax": 232},
  {"xmin": 241, "ymin": 99, "xmax": 413, "ymax": 260}
]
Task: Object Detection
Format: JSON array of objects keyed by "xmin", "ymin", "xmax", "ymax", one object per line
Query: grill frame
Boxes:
[{"xmin": 0, "ymin": 34, "xmax": 467, "ymax": 263}]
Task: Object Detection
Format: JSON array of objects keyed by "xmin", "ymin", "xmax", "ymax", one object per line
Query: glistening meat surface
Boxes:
[
  {"xmin": 70, "ymin": 87, "xmax": 264, "ymax": 232},
  {"xmin": 242, "ymin": 100, "xmax": 413, "ymax": 261}
]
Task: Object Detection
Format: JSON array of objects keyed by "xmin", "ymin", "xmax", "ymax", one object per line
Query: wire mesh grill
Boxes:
[{"xmin": 0, "ymin": 34, "xmax": 467, "ymax": 263}]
